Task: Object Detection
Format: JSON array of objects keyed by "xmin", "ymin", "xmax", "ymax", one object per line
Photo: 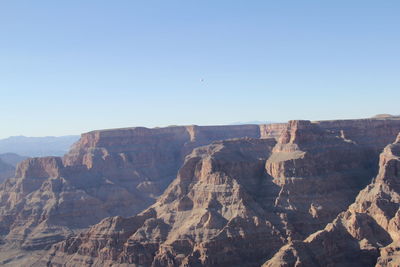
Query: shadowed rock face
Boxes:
[
  {"xmin": 0, "ymin": 125, "xmax": 270, "ymax": 252},
  {"xmin": 39, "ymin": 118, "xmax": 400, "ymax": 267},
  {"xmin": 263, "ymin": 134, "xmax": 400, "ymax": 267}
]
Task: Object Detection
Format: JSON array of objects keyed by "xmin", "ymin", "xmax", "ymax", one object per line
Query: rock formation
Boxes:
[
  {"xmin": 1, "ymin": 117, "xmax": 400, "ymax": 266},
  {"xmin": 38, "ymin": 118, "xmax": 400, "ymax": 267},
  {"xmin": 0, "ymin": 125, "xmax": 270, "ymax": 261},
  {"xmin": 265, "ymin": 120, "xmax": 379, "ymax": 239},
  {"xmin": 264, "ymin": 133, "xmax": 400, "ymax": 267},
  {"xmin": 41, "ymin": 138, "xmax": 284, "ymax": 266}
]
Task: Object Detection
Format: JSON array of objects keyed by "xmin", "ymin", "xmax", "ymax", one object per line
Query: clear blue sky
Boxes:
[{"xmin": 1, "ymin": 1, "xmax": 399, "ymax": 138}]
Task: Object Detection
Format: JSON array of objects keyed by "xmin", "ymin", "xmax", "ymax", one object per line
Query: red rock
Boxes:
[
  {"xmin": 1, "ymin": 117, "xmax": 400, "ymax": 266},
  {"xmin": 41, "ymin": 138, "xmax": 284, "ymax": 266},
  {"xmin": 0, "ymin": 125, "xmax": 268, "ymax": 253},
  {"xmin": 39, "ymin": 118, "xmax": 400, "ymax": 267},
  {"xmin": 264, "ymin": 133, "xmax": 400, "ymax": 267}
]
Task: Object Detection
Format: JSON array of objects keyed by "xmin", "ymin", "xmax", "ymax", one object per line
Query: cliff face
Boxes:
[
  {"xmin": 0, "ymin": 125, "xmax": 268, "ymax": 253},
  {"xmin": 265, "ymin": 120, "xmax": 379, "ymax": 238},
  {"xmin": 1, "ymin": 118, "xmax": 400, "ymax": 266},
  {"xmin": 317, "ymin": 118, "xmax": 400, "ymax": 150},
  {"xmin": 40, "ymin": 118, "xmax": 400, "ymax": 267},
  {"xmin": 42, "ymin": 138, "xmax": 284, "ymax": 267},
  {"xmin": 62, "ymin": 125, "xmax": 264, "ymax": 196},
  {"xmin": 264, "ymin": 133, "xmax": 400, "ymax": 267}
]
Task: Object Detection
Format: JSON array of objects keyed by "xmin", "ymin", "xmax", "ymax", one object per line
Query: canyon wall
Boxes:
[
  {"xmin": 0, "ymin": 125, "xmax": 271, "ymax": 255},
  {"xmin": 35, "ymin": 117, "xmax": 400, "ymax": 267},
  {"xmin": 264, "ymin": 133, "xmax": 400, "ymax": 267}
]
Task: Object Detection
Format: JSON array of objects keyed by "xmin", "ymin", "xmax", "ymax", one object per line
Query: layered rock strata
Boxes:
[
  {"xmin": 264, "ymin": 133, "xmax": 400, "ymax": 267},
  {"xmin": 42, "ymin": 138, "xmax": 284, "ymax": 267},
  {"xmin": 41, "ymin": 118, "xmax": 400, "ymax": 267},
  {"xmin": 265, "ymin": 120, "xmax": 378, "ymax": 238},
  {"xmin": 1, "ymin": 117, "xmax": 400, "ymax": 266},
  {"xmin": 0, "ymin": 125, "xmax": 267, "ymax": 252}
]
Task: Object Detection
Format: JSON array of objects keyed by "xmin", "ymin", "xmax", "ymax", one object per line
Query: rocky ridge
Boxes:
[
  {"xmin": 264, "ymin": 133, "xmax": 400, "ymax": 267},
  {"xmin": 38, "ymin": 118, "xmax": 400, "ymax": 267},
  {"xmin": 0, "ymin": 153, "xmax": 28, "ymax": 167},
  {"xmin": 43, "ymin": 138, "xmax": 283, "ymax": 266},
  {"xmin": 0, "ymin": 125, "xmax": 274, "ymax": 256}
]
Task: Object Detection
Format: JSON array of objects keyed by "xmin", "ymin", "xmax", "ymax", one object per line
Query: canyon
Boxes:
[{"xmin": 0, "ymin": 117, "xmax": 399, "ymax": 266}]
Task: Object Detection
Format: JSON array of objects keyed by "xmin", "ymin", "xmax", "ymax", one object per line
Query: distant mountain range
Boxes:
[
  {"xmin": 0, "ymin": 158, "xmax": 14, "ymax": 183},
  {"xmin": 0, "ymin": 153, "xmax": 28, "ymax": 166},
  {"xmin": 230, "ymin": 120, "xmax": 277, "ymax": 125},
  {"xmin": 0, "ymin": 135, "xmax": 80, "ymax": 157},
  {"xmin": 0, "ymin": 153, "xmax": 28, "ymax": 183},
  {"xmin": 0, "ymin": 135, "xmax": 79, "ymax": 182}
]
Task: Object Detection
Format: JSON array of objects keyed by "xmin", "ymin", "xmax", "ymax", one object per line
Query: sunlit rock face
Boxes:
[
  {"xmin": 2, "ymin": 117, "xmax": 400, "ymax": 266},
  {"xmin": 40, "ymin": 118, "xmax": 400, "ymax": 267},
  {"xmin": 42, "ymin": 138, "xmax": 285, "ymax": 267},
  {"xmin": 0, "ymin": 125, "xmax": 268, "ymax": 251}
]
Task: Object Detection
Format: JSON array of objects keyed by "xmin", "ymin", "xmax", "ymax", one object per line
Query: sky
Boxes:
[{"xmin": 1, "ymin": 0, "xmax": 399, "ymax": 138}]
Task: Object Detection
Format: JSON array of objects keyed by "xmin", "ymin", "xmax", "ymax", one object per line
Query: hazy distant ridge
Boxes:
[{"xmin": 0, "ymin": 135, "xmax": 80, "ymax": 157}]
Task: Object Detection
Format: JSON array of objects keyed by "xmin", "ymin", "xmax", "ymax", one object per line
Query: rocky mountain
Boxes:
[
  {"xmin": 0, "ymin": 125, "xmax": 274, "ymax": 264},
  {"xmin": 0, "ymin": 153, "xmax": 28, "ymax": 167},
  {"xmin": 230, "ymin": 121, "xmax": 278, "ymax": 125},
  {"xmin": 0, "ymin": 135, "xmax": 79, "ymax": 157},
  {"xmin": 264, "ymin": 133, "xmax": 400, "ymax": 267},
  {"xmin": 0, "ymin": 117, "xmax": 400, "ymax": 266},
  {"xmin": 373, "ymin": 114, "xmax": 400, "ymax": 119},
  {"xmin": 30, "ymin": 117, "xmax": 400, "ymax": 267},
  {"xmin": 43, "ymin": 137, "xmax": 284, "ymax": 266}
]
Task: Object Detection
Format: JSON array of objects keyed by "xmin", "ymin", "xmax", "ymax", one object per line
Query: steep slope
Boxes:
[
  {"xmin": 42, "ymin": 138, "xmax": 284, "ymax": 267},
  {"xmin": 2, "ymin": 117, "xmax": 400, "ymax": 266},
  {"xmin": 0, "ymin": 125, "xmax": 267, "ymax": 257},
  {"xmin": 264, "ymin": 133, "xmax": 400, "ymax": 267},
  {"xmin": 265, "ymin": 120, "xmax": 378, "ymax": 238},
  {"xmin": 42, "ymin": 119, "xmax": 400, "ymax": 267}
]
